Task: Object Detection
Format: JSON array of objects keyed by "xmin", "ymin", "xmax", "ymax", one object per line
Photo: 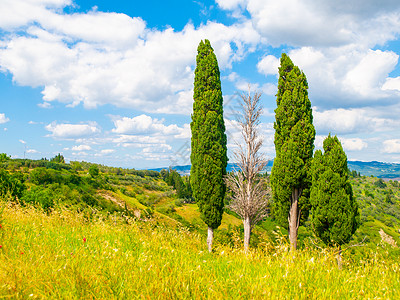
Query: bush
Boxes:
[
  {"xmin": 89, "ymin": 165, "xmax": 100, "ymax": 177},
  {"xmin": 21, "ymin": 186, "xmax": 54, "ymax": 211},
  {"xmin": 0, "ymin": 169, "xmax": 25, "ymax": 200}
]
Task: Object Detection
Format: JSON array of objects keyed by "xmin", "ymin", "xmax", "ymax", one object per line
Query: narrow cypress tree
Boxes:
[
  {"xmin": 271, "ymin": 53, "xmax": 315, "ymax": 251},
  {"xmin": 191, "ymin": 39, "xmax": 227, "ymax": 253},
  {"xmin": 310, "ymin": 134, "xmax": 360, "ymax": 267}
]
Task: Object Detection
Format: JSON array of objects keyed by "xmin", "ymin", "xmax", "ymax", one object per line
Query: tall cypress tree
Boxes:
[
  {"xmin": 271, "ymin": 53, "xmax": 315, "ymax": 251},
  {"xmin": 310, "ymin": 134, "xmax": 359, "ymax": 265},
  {"xmin": 191, "ymin": 39, "xmax": 227, "ymax": 253}
]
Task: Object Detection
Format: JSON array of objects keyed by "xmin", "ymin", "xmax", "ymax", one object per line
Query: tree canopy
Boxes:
[
  {"xmin": 310, "ymin": 134, "xmax": 360, "ymax": 246},
  {"xmin": 191, "ymin": 39, "xmax": 227, "ymax": 251},
  {"xmin": 270, "ymin": 53, "xmax": 315, "ymax": 250}
]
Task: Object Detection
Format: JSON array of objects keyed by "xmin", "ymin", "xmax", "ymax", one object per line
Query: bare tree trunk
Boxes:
[
  {"xmin": 207, "ymin": 226, "xmax": 214, "ymax": 253},
  {"xmin": 337, "ymin": 245, "xmax": 342, "ymax": 270},
  {"xmin": 288, "ymin": 188, "xmax": 301, "ymax": 251},
  {"xmin": 243, "ymin": 216, "xmax": 251, "ymax": 253}
]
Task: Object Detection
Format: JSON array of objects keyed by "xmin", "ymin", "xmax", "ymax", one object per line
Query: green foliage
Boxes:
[
  {"xmin": 50, "ymin": 153, "xmax": 65, "ymax": 163},
  {"xmin": 30, "ymin": 168, "xmax": 53, "ymax": 186},
  {"xmin": 270, "ymin": 53, "xmax": 315, "ymax": 227},
  {"xmin": 21, "ymin": 186, "xmax": 55, "ymax": 211},
  {"xmin": 0, "ymin": 169, "xmax": 25, "ymax": 200},
  {"xmin": 162, "ymin": 169, "xmax": 192, "ymax": 200},
  {"xmin": 310, "ymin": 135, "xmax": 360, "ymax": 246},
  {"xmin": 89, "ymin": 165, "xmax": 100, "ymax": 177},
  {"xmin": 191, "ymin": 39, "xmax": 227, "ymax": 229},
  {"xmin": 374, "ymin": 178, "xmax": 387, "ymax": 189},
  {"xmin": 0, "ymin": 153, "xmax": 11, "ymax": 163}
]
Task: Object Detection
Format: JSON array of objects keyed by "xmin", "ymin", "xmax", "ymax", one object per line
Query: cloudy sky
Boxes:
[{"xmin": 1, "ymin": 0, "xmax": 400, "ymax": 168}]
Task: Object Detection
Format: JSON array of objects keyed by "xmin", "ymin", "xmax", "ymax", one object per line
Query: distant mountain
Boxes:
[
  {"xmin": 150, "ymin": 160, "xmax": 400, "ymax": 179},
  {"xmin": 347, "ymin": 161, "xmax": 400, "ymax": 179},
  {"xmin": 151, "ymin": 161, "xmax": 272, "ymax": 176}
]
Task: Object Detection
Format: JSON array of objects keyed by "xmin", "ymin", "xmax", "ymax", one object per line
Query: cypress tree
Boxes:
[
  {"xmin": 310, "ymin": 134, "xmax": 360, "ymax": 266},
  {"xmin": 270, "ymin": 53, "xmax": 315, "ymax": 251},
  {"xmin": 191, "ymin": 39, "xmax": 227, "ymax": 253}
]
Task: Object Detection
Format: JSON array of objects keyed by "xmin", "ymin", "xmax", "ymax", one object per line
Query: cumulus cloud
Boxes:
[
  {"xmin": 315, "ymin": 135, "xmax": 367, "ymax": 152},
  {"xmin": 383, "ymin": 139, "xmax": 400, "ymax": 153},
  {"xmin": 220, "ymin": 0, "xmax": 400, "ymax": 48},
  {"xmin": 281, "ymin": 47, "xmax": 399, "ymax": 109},
  {"xmin": 339, "ymin": 137, "xmax": 368, "ymax": 151},
  {"xmin": 100, "ymin": 149, "xmax": 115, "ymax": 155},
  {"xmin": 0, "ymin": 113, "xmax": 9, "ymax": 124},
  {"xmin": 112, "ymin": 114, "xmax": 189, "ymax": 138},
  {"xmin": 216, "ymin": 0, "xmax": 247, "ymax": 11},
  {"xmin": 71, "ymin": 145, "xmax": 92, "ymax": 151},
  {"xmin": 313, "ymin": 107, "xmax": 400, "ymax": 135},
  {"xmin": 257, "ymin": 55, "xmax": 279, "ymax": 76},
  {"xmin": 220, "ymin": 1, "xmax": 400, "ymax": 110},
  {"xmin": 0, "ymin": 1, "xmax": 260, "ymax": 114},
  {"xmin": 45, "ymin": 122, "xmax": 100, "ymax": 139},
  {"xmin": 26, "ymin": 149, "xmax": 39, "ymax": 154}
]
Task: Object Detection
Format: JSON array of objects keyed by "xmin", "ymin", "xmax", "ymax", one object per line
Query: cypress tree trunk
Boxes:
[
  {"xmin": 337, "ymin": 245, "xmax": 342, "ymax": 270},
  {"xmin": 288, "ymin": 188, "xmax": 301, "ymax": 251},
  {"xmin": 243, "ymin": 216, "xmax": 251, "ymax": 253},
  {"xmin": 207, "ymin": 227, "xmax": 214, "ymax": 253}
]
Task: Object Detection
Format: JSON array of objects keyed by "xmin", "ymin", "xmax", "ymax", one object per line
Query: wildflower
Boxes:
[
  {"xmin": 20, "ymin": 251, "xmax": 24, "ymax": 255},
  {"xmin": 0, "ymin": 245, "xmax": 2, "ymax": 249},
  {"xmin": 0, "ymin": 224, "xmax": 2, "ymax": 229},
  {"xmin": 83, "ymin": 237, "xmax": 86, "ymax": 243}
]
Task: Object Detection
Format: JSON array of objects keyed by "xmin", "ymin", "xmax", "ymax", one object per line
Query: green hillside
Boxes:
[
  {"xmin": 1, "ymin": 155, "xmax": 399, "ymax": 255},
  {"xmin": 1, "ymin": 155, "xmax": 400, "ymax": 297}
]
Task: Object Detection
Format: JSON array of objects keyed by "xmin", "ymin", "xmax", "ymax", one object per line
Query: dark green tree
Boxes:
[
  {"xmin": 0, "ymin": 169, "xmax": 25, "ymax": 200},
  {"xmin": 89, "ymin": 165, "xmax": 99, "ymax": 177},
  {"xmin": 310, "ymin": 135, "xmax": 359, "ymax": 265},
  {"xmin": 191, "ymin": 39, "xmax": 227, "ymax": 252},
  {"xmin": 51, "ymin": 153, "xmax": 65, "ymax": 163},
  {"xmin": 270, "ymin": 53, "xmax": 315, "ymax": 250}
]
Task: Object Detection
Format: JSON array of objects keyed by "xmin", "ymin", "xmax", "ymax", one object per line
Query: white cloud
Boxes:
[
  {"xmin": 0, "ymin": 113, "xmax": 9, "ymax": 124},
  {"xmin": 339, "ymin": 137, "xmax": 368, "ymax": 151},
  {"xmin": 383, "ymin": 139, "xmax": 400, "ymax": 153},
  {"xmin": 0, "ymin": 2, "xmax": 260, "ymax": 114},
  {"xmin": 216, "ymin": 0, "xmax": 247, "ymax": 10},
  {"xmin": 230, "ymin": 0, "xmax": 400, "ymax": 48},
  {"xmin": 257, "ymin": 55, "xmax": 280, "ymax": 76},
  {"xmin": 0, "ymin": 0, "xmax": 71, "ymax": 29},
  {"xmin": 285, "ymin": 47, "xmax": 400, "ymax": 108},
  {"xmin": 112, "ymin": 114, "xmax": 189, "ymax": 138},
  {"xmin": 313, "ymin": 107, "xmax": 400, "ymax": 135},
  {"xmin": 26, "ymin": 149, "xmax": 39, "ymax": 154},
  {"xmin": 45, "ymin": 122, "xmax": 100, "ymax": 139},
  {"xmin": 71, "ymin": 145, "xmax": 92, "ymax": 151},
  {"xmin": 315, "ymin": 135, "xmax": 367, "ymax": 152},
  {"xmin": 100, "ymin": 149, "xmax": 115, "ymax": 155},
  {"xmin": 113, "ymin": 135, "xmax": 163, "ymax": 145},
  {"xmin": 382, "ymin": 76, "xmax": 400, "ymax": 92}
]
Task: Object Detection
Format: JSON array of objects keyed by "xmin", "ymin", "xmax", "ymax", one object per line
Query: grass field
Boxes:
[{"xmin": 1, "ymin": 201, "xmax": 399, "ymax": 299}]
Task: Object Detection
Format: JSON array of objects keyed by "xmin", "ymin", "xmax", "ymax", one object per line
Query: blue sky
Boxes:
[{"xmin": 1, "ymin": 0, "xmax": 400, "ymax": 169}]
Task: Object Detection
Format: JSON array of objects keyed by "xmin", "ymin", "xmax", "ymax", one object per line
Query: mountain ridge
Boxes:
[{"xmin": 149, "ymin": 160, "xmax": 400, "ymax": 179}]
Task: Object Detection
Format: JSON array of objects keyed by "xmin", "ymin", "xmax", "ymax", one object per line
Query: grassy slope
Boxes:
[{"xmin": 1, "ymin": 203, "xmax": 399, "ymax": 299}]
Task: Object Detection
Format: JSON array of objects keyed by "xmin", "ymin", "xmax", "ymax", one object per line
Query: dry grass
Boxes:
[{"xmin": 0, "ymin": 201, "xmax": 399, "ymax": 299}]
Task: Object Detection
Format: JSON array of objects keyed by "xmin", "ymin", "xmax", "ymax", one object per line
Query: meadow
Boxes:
[{"xmin": 1, "ymin": 201, "xmax": 399, "ymax": 299}]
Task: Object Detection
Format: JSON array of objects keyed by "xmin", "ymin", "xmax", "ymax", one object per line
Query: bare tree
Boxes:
[{"xmin": 226, "ymin": 89, "xmax": 271, "ymax": 252}]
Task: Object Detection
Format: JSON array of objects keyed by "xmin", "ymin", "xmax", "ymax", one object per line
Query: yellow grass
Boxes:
[{"xmin": 0, "ymin": 201, "xmax": 399, "ymax": 299}]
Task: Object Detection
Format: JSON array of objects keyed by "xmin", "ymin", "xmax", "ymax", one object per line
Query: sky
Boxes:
[{"xmin": 1, "ymin": 0, "xmax": 400, "ymax": 169}]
